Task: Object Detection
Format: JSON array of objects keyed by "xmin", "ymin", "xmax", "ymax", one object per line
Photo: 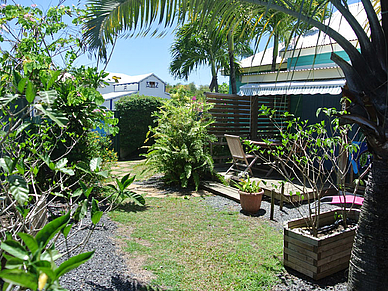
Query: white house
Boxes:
[{"xmin": 98, "ymin": 72, "xmax": 170, "ymax": 110}]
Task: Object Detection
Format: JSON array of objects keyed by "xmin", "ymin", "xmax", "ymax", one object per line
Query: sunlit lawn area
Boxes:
[{"xmin": 110, "ymin": 196, "xmax": 284, "ymax": 291}]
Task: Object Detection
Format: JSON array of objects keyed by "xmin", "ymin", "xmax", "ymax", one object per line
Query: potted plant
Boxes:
[
  {"xmin": 247, "ymin": 106, "xmax": 363, "ymax": 280},
  {"xmin": 235, "ymin": 176, "xmax": 264, "ymax": 214}
]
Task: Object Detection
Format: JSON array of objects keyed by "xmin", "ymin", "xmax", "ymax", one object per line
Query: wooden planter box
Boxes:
[{"xmin": 283, "ymin": 209, "xmax": 360, "ymax": 280}]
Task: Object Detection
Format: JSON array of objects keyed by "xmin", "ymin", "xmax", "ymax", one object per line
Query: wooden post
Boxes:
[
  {"xmin": 280, "ymin": 183, "xmax": 284, "ymax": 211},
  {"xmin": 270, "ymin": 189, "xmax": 275, "ymax": 220},
  {"xmin": 250, "ymin": 96, "xmax": 258, "ymax": 140}
]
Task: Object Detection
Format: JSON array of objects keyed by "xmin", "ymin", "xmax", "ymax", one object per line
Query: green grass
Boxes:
[
  {"xmin": 109, "ymin": 160, "xmax": 157, "ymax": 181},
  {"xmin": 110, "ymin": 197, "xmax": 284, "ymax": 291}
]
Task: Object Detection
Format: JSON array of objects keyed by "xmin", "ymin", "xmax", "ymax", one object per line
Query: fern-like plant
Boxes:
[{"xmin": 144, "ymin": 98, "xmax": 216, "ymax": 190}]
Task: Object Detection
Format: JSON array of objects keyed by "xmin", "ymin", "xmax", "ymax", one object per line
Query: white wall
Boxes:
[{"xmin": 138, "ymin": 76, "xmax": 169, "ymax": 98}]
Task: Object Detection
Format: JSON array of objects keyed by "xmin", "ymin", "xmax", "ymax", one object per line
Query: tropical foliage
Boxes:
[
  {"xmin": 170, "ymin": 17, "xmax": 252, "ymax": 92},
  {"xmin": 0, "ymin": 4, "xmax": 125, "ymax": 290},
  {"xmin": 83, "ymin": 0, "xmax": 388, "ymax": 288},
  {"xmin": 144, "ymin": 97, "xmax": 216, "ymax": 190}
]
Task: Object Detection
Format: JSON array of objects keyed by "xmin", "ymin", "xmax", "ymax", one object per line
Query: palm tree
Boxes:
[
  {"xmin": 169, "ymin": 21, "xmax": 228, "ymax": 92},
  {"xmin": 83, "ymin": 0, "xmax": 388, "ymax": 288}
]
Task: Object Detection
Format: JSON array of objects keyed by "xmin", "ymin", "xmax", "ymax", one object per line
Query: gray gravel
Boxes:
[
  {"xmin": 58, "ymin": 215, "xmax": 157, "ymax": 291},
  {"xmin": 58, "ymin": 191, "xmax": 349, "ymax": 291}
]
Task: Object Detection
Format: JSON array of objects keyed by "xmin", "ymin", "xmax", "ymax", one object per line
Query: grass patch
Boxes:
[
  {"xmin": 110, "ymin": 160, "xmax": 157, "ymax": 181},
  {"xmin": 110, "ymin": 197, "xmax": 284, "ymax": 291}
]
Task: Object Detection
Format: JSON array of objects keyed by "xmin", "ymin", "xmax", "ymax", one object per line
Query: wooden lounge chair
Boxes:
[{"xmin": 224, "ymin": 134, "xmax": 258, "ymax": 176}]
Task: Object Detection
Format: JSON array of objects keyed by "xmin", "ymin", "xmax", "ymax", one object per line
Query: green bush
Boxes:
[
  {"xmin": 145, "ymin": 98, "xmax": 216, "ymax": 190},
  {"xmin": 115, "ymin": 94, "xmax": 163, "ymax": 157}
]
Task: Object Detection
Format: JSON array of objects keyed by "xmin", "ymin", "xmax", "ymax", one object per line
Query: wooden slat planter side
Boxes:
[{"xmin": 283, "ymin": 209, "xmax": 360, "ymax": 280}]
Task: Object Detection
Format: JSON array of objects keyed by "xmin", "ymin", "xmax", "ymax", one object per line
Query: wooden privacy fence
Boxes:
[{"xmin": 205, "ymin": 92, "xmax": 290, "ymax": 163}]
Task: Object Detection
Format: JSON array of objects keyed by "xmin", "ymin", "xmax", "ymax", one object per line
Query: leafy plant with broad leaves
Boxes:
[
  {"xmin": 0, "ymin": 4, "xmax": 121, "ymax": 290},
  {"xmin": 144, "ymin": 98, "xmax": 216, "ymax": 190},
  {"xmin": 0, "ymin": 213, "xmax": 94, "ymax": 291},
  {"xmin": 105, "ymin": 174, "xmax": 145, "ymax": 211},
  {"xmin": 234, "ymin": 175, "xmax": 262, "ymax": 193}
]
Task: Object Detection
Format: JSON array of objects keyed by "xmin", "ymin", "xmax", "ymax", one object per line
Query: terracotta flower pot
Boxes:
[{"xmin": 239, "ymin": 190, "xmax": 264, "ymax": 214}]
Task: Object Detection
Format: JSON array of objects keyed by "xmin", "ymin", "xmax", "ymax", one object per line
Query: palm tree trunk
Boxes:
[
  {"xmin": 209, "ymin": 58, "xmax": 219, "ymax": 93},
  {"xmin": 227, "ymin": 30, "xmax": 237, "ymax": 94},
  {"xmin": 271, "ymin": 32, "xmax": 279, "ymax": 72},
  {"xmin": 348, "ymin": 158, "xmax": 388, "ymax": 290}
]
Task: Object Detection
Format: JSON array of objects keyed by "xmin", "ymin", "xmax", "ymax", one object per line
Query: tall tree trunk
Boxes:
[
  {"xmin": 209, "ymin": 59, "xmax": 219, "ymax": 93},
  {"xmin": 348, "ymin": 158, "xmax": 388, "ymax": 290},
  {"xmin": 227, "ymin": 30, "xmax": 237, "ymax": 94},
  {"xmin": 271, "ymin": 31, "xmax": 279, "ymax": 72}
]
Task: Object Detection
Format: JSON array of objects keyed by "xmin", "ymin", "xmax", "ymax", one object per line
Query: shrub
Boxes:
[
  {"xmin": 115, "ymin": 94, "xmax": 163, "ymax": 157},
  {"xmin": 145, "ymin": 98, "xmax": 216, "ymax": 190}
]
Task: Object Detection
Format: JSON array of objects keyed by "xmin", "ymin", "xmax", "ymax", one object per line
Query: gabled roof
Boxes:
[{"xmin": 105, "ymin": 72, "xmax": 166, "ymax": 85}]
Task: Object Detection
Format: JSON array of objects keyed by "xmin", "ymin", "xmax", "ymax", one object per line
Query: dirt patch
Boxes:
[{"xmin": 113, "ymin": 223, "xmax": 157, "ymax": 284}]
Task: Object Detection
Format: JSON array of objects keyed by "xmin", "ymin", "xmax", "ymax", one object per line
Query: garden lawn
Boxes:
[{"xmin": 110, "ymin": 196, "xmax": 284, "ymax": 291}]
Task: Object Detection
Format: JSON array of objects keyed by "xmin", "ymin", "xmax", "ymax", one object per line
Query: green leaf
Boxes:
[
  {"xmin": 17, "ymin": 78, "xmax": 28, "ymax": 94},
  {"xmin": 54, "ymin": 251, "xmax": 94, "ymax": 279},
  {"xmin": 5, "ymin": 156, "xmax": 17, "ymax": 173},
  {"xmin": 90, "ymin": 157, "xmax": 102, "ymax": 172},
  {"xmin": 122, "ymin": 175, "xmax": 135, "ymax": 190},
  {"xmin": 25, "ymin": 80, "xmax": 36, "ymax": 103},
  {"xmin": 124, "ymin": 191, "xmax": 145, "ymax": 206},
  {"xmin": 15, "ymin": 159, "xmax": 26, "ymax": 175},
  {"xmin": 120, "ymin": 173, "xmax": 131, "ymax": 186},
  {"xmin": 47, "ymin": 71, "xmax": 62, "ymax": 90},
  {"xmin": 84, "ymin": 186, "xmax": 93, "ymax": 199},
  {"xmin": 91, "ymin": 211, "xmax": 103, "ymax": 225},
  {"xmin": 15, "ymin": 206, "xmax": 29, "ymax": 218},
  {"xmin": 18, "ymin": 233, "xmax": 38, "ymax": 253},
  {"xmin": 91, "ymin": 198, "xmax": 103, "ymax": 225},
  {"xmin": 79, "ymin": 200, "xmax": 88, "ymax": 219},
  {"xmin": 55, "ymin": 158, "xmax": 75, "ymax": 176},
  {"xmin": 37, "ymin": 90, "xmax": 58, "ymax": 105},
  {"xmin": 35, "ymin": 212, "xmax": 70, "ymax": 249},
  {"xmin": 9, "ymin": 175, "xmax": 29, "ymax": 205},
  {"xmin": 71, "ymin": 188, "xmax": 83, "ymax": 198},
  {"xmin": 55, "ymin": 158, "xmax": 68, "ymax": 170},
  {"xmin": 0, "ymin": 269, "xmax": 38, "ymax": 290},
  {"xmin": 0, "ymin": 240, "xmax": 29, "ymax": 260},
  {"xmin": 96, "ymin": 170, "xmax": 108, "ymax": 178},
  {"xmin": 61, "ymin": 223, "xmax": 73, "ymax": 238},
  {"xmin": 5, "ymin": 257, "xmax": 24, "ymax": 269},
  {"xmin": 34, "ymin": 104, "xmax": 67, "ymax": 127}
]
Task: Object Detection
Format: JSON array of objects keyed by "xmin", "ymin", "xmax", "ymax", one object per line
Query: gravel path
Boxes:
[
  {"xmin": 59, "ymin": 186, "xmax": 349, "ymax": 291},
  {"xmin": 59, "ymin": 215, "xmax": 156, "ymax": 291}
]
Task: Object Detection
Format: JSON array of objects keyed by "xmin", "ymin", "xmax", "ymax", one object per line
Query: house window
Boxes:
[{"xmin": 146, "ymin": 81, "xmax": 158, "ymax": 88}]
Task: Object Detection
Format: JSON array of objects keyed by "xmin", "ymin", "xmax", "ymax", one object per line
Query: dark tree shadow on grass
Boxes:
[
  {"xmin": 84, "ymin": 274, "xmax": 165, "ymax": 291},
  {"xmin": 115, "ymin": 201, "xmax": 149, "ymax": 213}
]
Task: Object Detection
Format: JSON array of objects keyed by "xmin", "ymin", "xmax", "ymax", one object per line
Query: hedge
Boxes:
[{"xmin": 115, "ymin": 94, "xmax": 163, "ymax": 158}]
